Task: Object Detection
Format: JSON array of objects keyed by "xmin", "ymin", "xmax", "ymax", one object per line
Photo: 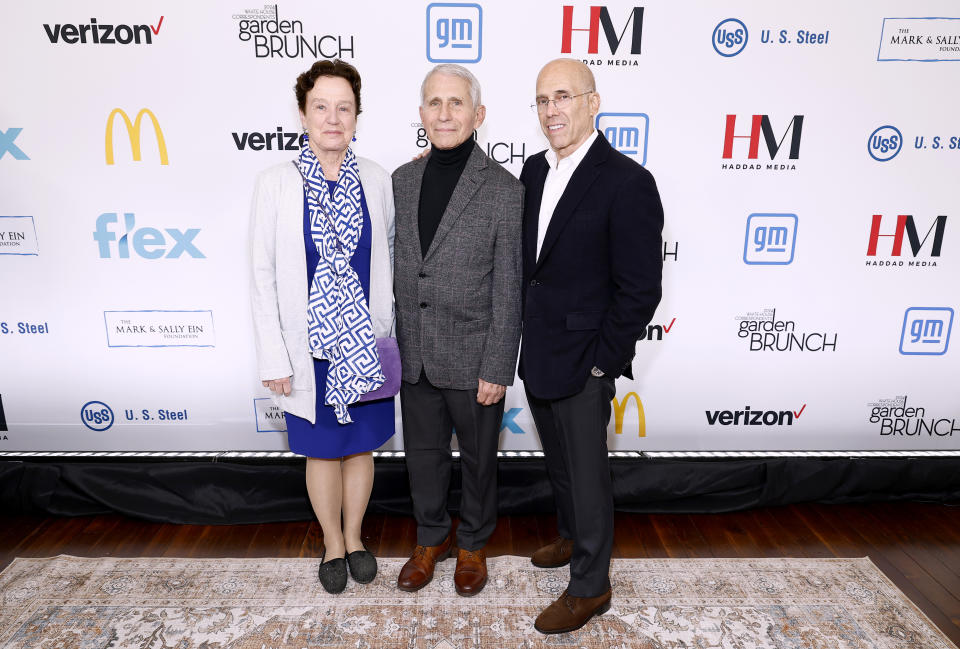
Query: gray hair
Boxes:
[{"xmin": 420, "ymin": 64, "xmax": 482, "ymax": 108}]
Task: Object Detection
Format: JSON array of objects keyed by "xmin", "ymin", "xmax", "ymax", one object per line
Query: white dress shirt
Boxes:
[{"xmin": 535, "ymin": 130, "xmax": 599, "ymax": 261}]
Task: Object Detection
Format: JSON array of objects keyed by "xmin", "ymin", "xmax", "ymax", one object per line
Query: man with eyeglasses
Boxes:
[{"xmin": 519, "ymin": 58, "xmax": 663, "ymax": 634}]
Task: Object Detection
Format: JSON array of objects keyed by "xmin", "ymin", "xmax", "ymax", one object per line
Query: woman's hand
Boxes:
[{"xmin": 263, "ymin": 377, "xmax": 292, "ymax": 396}]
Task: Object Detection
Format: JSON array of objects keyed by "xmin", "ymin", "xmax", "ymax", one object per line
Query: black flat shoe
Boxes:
[
  {"xmin": 318, "ymin": 550, "xmax": 347, "ymax": 594},
  {"xmin": 346, "ymin": 547, "xmax": 377, "ymax": 584}
]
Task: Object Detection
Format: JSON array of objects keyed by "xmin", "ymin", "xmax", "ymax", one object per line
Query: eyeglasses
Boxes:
[{"xmin": 530, "ymin": 91, "xmax": 594, "ymax": 113}]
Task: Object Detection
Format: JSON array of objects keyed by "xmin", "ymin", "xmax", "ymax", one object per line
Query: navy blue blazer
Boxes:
[{"xmin": 518, "ymin": 132, "xmax": 663, "ymax": 400}]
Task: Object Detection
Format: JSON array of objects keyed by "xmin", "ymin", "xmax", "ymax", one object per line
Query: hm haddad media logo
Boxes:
[
  {"xmin": 878, "ymin": 17, "xmax": 960, "ymax": 62},
  {"xmin": 869, "ymin": 395, "xmax": 958, "ymax": 438},
  {"xmin": 736, "ymin": 308, "xmax": 837, "ymax": 352},
  {"xmin": 233, "ymin": 4, "xmax": 355, "ymax": 59},
  {"xmin": 0, "ymin": 216, "xmax": 39, "ymax": 255},
  {"xmin": 427, "ymin": 3, "xmax": 482, "ymax": 63},
  {"xmin": 722, "ymin": 114, "xmax": 802, "ymax": 172},
  {"xmin": 81, "ymin": 400, "xmax": 191, "ymax": 431},
  {"xmin": 561, "ymin": 5, "xmax": 644, "ymax": 67},
  {"xmin": 866, "ymin": 214, "xmax": 946, "ymax": 269},
  {"xmin": 104, "ymin": 310, "xmax": 215, "ymax": 348}
]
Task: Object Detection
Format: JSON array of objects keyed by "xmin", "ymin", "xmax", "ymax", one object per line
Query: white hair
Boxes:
[{"xmin": 420, "ymin": 64, "xmax": 482, "ymax": 108}]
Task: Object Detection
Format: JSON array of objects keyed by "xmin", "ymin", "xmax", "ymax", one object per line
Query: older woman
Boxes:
[{"xmin": 249, "ymin": 59, "xmax": 395, "ymax": 594}]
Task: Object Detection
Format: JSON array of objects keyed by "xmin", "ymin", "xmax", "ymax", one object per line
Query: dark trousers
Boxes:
[
  {"xmin": 400, "ymin": 371, "xmax": 504, "ymax": 550},
  {"xmin": 526, "ymin": 376, "xmax": 616, "ymax": 598}
]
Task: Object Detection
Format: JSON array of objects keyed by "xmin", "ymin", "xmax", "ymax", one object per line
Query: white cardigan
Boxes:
[{"xmin": 249, "ymin": 158, "xmax": 395, "ymax": 423}]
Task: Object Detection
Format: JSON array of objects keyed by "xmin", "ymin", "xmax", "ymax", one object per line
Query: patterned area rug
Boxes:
[{"xmin": 0, "ymin": 555, "xmax": 955, "ymax": 649}]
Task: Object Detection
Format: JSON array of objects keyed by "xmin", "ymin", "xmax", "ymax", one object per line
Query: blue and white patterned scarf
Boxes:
[{"xmin": 299, "ymin": 136, "xmax": 384, "ymax": 424}]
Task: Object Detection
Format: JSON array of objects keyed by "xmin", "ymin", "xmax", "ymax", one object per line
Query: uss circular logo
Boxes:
[
  {"xmin": 81, "ymin": 400, "xmax": 114, "ymax": 431},
  {"xmin": 713, "ymin": 18, "xmax": 748, "ymax": 57},
  {"xmin": 868, "ymin": 125, "xmax": 903, "ymax": 162}
]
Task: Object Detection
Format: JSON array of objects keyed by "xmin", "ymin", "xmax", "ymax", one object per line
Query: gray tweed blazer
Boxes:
[{"xmin": 392, "ymin": 143, "xmax": 523, "ymax": 389}]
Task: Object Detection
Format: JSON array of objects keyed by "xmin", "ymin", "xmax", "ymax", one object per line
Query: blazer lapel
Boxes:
[
  {"xmin": 402, "ymin": 157, "xmax": 428, "ymax": 244},
  {"xmin": 423, "ymin": 143, "xmax": 487, "ymax": 262},
  {"xmin": 524, "ymin": 158, "xmax": 548, "ymax": 277},
  {"xmin": 534, "ymin": 133, "xmax": 609, "ymax": 271}
]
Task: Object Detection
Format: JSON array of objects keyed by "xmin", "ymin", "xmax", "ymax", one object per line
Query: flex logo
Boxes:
[
  {"xmin": 612, "ymin": 392, "xmax": 645, "ymax": 436},
  {"xmin": 744, "ymin": 213, "xmax": 798, "ymax": 265},
  {"xmin": 596, "ymin": 113, "xmax": 648, "ymax": 165},
  {"xmin": 900, "ymin": 307, "xmax": 953, "ymax": 355},
  {"xmin": 427, "ymin": 3, "xmax": 482, "ymax": 63},
  {"xmin": 0, "ymin": 128, "xmax": 29, "ymax": 160},
  {"xmin": 106, "ymin": 108, "xmax": 169, "ymax": 165},
  {"xmin": 500, "ymin": 407, "xmax": 526, "ymax": 435},
  {"xmin": 94, "ymin": 212, "xmax": 204, "ymax": 259},
  {"xmin": 561, "ymin": 6, "xmax": 644, "ymax": 55}
]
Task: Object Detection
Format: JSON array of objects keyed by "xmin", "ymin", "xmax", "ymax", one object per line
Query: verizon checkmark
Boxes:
[
  {"xmin": 151, "ymin": 16, "xmax": 164, "ymax": 35},
  {"xmin": 663, "ymin": 317, "xmax": 676, "ymax": 333},
  {"xmin": 793, "ymin": 404, "xmax": 807, "ymax": 419}
]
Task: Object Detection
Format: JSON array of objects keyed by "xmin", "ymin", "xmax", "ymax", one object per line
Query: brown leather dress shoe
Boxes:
[
  {"xmin": 396, "ymin": 532, "xmax": 453, "ymax": 592},
  {"xmin": 531, "ymin": 536, "xmax": 574, "ymax": 568},
  {"xmin": 534, "ymin": 588, "xmax": 612, "ymax": 634},
  {"xmin": 453, "ymin": 547, "xmax": 487, "ymax": 596}
]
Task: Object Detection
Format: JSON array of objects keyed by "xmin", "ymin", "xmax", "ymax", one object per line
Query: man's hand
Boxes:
[
  {"xmin": 477, "ymin": 379, "xmax": 506, "ymax": 406},
  {"xmin": 263, "ymin": 377, "xmax": 292, "ymax": 396}
]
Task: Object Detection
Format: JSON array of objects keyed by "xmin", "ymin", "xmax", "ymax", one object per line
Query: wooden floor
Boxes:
[{"xmin": 2, "ymin": 502, "xmax": 958, "ymax": 645}]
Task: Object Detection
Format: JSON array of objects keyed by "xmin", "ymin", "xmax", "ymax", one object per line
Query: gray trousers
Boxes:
[
  {"xmin": 526, "ymin": 376, "xmax": 616, "ymax": 598},
  {"xmin": 400, "ymin": 371, "xmax": 504, "ymax": 550}
]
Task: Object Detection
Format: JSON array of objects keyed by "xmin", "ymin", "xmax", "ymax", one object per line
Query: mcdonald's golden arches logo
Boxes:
[
  {"xmin": 612, "ymin": 392, "xmax": 645, "ymax": 437},
  {"xmin": 105, "ymin": 108, "xmax": 168, "ymax": 165}
]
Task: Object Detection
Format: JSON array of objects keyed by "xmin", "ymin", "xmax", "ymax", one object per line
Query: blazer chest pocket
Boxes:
[
  {"xmin": 455, "ymin": 317, "xmax": 490, "ymax": 335},
  {"xmin": 566, "ymin": 311, "xmax": 603, "ymax": 331}
]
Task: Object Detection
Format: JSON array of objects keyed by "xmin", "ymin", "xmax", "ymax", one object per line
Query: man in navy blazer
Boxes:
[{"xmin": 519, "ymin": 58, "xmax": 663, "ymax": 634}]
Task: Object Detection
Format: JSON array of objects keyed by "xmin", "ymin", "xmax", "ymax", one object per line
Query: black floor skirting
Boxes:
[{"xmin": 1, "ymin": 457, "xmax": 958, "ymax": 525}]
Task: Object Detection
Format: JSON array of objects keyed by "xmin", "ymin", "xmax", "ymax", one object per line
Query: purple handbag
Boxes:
[{"xmin": 358, "ymin": 337, "xmax": 401, "ymax": 402}]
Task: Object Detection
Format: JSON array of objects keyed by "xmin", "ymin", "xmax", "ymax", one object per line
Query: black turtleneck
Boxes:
[{"xmin": 418, "ymin": 136, "xmax": 474, "ymax": 256}]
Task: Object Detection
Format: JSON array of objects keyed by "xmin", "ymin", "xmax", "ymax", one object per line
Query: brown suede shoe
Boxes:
[
  {"xmin": 396, "ymin": 532, "xmax": 453, "ymax": 592},
  {"xmin": 531, "ymin": 536, "xmax": 574, "ymax": 568},
  {"xmin": 534, "ymin": 588, "xmax": 612, "ymax": 634},
  {"xmin": 453, "ymin": 547, "xmax": 487, "ymax": 596}
]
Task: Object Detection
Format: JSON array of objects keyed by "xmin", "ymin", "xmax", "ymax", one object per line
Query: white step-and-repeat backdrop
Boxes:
[{"xmin": 1, "ymin": 1, "xmax": 957, "ymax": 451}]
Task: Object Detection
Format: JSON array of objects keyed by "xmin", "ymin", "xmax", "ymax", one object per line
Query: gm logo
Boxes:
[
  {"xmin": 868, "ymin": 125, "xmax": 902, "ymax": 162},
  {"xmin": 106, "ymin": 108, "xmax": 169, "ymax": 165},
  {"xmin": 900, "ymin": 307, "xmax": 953, "ymax": 355},
  {"xmin": 0, "ymin": 128, "xmax": 29, "ymax": 160},
  {"xmin": 81, "ymin": 400, "xmax": 115, "ymax": 431},
  {"xmin": 744, "ymin": 213, "xmax": 798, "ymax": 265},
  {"xmin": 426, "ymin": 3, "xmax": 482, "ymax": 63},
  {"xmin": 713, "ymin": 18, "xmax": 747, "ymax": 57},
  {"xmin": 612, "ymin": 392, "xmax": 645, "ymax": 437},
  {"xmin": 596, "ymin": 113, "xmax": 648, "ymax": 165}
]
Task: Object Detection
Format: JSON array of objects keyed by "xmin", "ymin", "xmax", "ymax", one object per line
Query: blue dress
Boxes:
[{"xmin": 285, "ymin": 181, "xmax": 395, "ymax": 459}]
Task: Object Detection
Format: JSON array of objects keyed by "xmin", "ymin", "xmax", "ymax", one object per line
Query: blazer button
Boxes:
[
  {"xmin": 418, "ymin": 272, "xmax": 427, "ymax": 278},
  {"xmin": 529, "ymin": 279, "xmax": 541, "ymax": 287},
  {"xmin": 419, "ymin": 302, "xmax": 428, "ymax": 309}
]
